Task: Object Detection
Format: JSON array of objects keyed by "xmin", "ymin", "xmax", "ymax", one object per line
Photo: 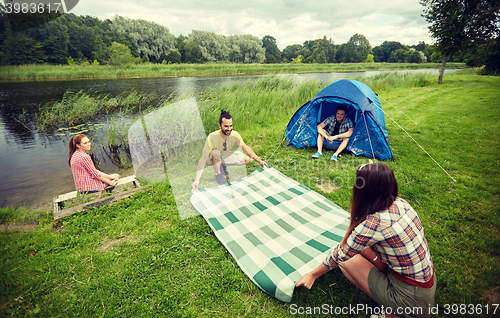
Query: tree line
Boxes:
[
  {"xmin": 0, "ymin": 7, "xmax": 498, "ymax": 72},
  {"xmin": 0, "ymin": 13, "xmax": 268, "ymax": 65}
]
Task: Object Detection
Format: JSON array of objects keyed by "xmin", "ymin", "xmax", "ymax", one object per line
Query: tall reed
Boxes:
[{"xmin": 36, "ymin": 89, "xmax": 158, "ymax": 131}]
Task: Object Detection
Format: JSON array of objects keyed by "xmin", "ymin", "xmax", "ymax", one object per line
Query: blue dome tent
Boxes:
[{"xmin": 286, "ymin": 79, "xmax": 393, "ymax": 160}]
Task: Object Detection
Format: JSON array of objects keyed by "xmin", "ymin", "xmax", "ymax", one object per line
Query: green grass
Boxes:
[
  {"xmin": 0, "ymin": 62, "xmax": 467, "ymax": 81},
  {"xmin": 1, "ymin": 73, "xmax": 499, "ymax": 317},
  {"xmin": 35, "ymin": 89, "xmax": 160, "ymax": 131}
]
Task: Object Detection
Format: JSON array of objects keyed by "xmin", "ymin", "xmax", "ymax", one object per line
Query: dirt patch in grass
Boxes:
[
  {"xmin": 98, "ymin": 237, "xmax": 134, "ymax": 252},
  {"xmin": 53, "ymin": 220, "xmax": 66, "ymax": 233},
  {"xmin": 316, "ymin": 182, "xmax": 339, "ymax": 193},
  {"xmin": 484, "ymin": 286, "xmax": 500, "ymax": 305}
]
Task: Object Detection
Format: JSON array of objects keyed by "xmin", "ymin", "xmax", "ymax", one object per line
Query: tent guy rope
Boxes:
[
  {"xmin": 378, "ymin": 95, "xmax": 418, "ymax": 126},
  {"xmin": 374, "ymin": 100, "xmax": 457, "ymax": 182}
]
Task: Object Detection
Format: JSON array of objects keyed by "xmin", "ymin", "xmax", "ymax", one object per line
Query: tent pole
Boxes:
[{"xmin": 362, "ymin": 112, "xmax": 376, "ymax": 160}]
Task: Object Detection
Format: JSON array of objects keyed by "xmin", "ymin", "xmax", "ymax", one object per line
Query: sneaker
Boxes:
[
  {"xmin": 215, "ymin": 173, "xmax": 228, "ymax": 185},
  {"xmin": 370, "ymin": 313, "xmax": 385, "ymax": 318},
  {"xmin": 330, "ymin": 154, "xmax": 338, "ymax": 161},
  {"xmin": 311, "ymin": 152, "xmax": 323, "ymax": 159}
]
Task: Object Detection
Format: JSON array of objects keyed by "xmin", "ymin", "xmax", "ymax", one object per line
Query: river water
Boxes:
[{"xmin": 0, "ymin": 69, "xmax": 455, "ymax": 209}]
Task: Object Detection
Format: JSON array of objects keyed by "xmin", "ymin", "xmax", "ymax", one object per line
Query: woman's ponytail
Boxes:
[{"xmin": 68, "ymin": 134, "xmax": 87, "ymax": 166}]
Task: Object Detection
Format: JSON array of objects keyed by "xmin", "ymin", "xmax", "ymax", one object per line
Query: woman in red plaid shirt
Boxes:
[
  {"xmin": 296, "ymin": 163, "xmax": 435, "ymax": 318},
  {"xmin": 69, "ymin": 134, "xmax": 120, "ymax": 194}
]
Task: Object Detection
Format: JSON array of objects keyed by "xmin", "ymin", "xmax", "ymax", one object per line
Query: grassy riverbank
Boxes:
[
  {"xmin": 35, "ymin": 89, "xmax": 160, "ymax": 131},
  {"xmin": 1, "ymin": 73, "xmax": 499, "ymax": 317},
  {"xmin": 0, "ymin": 62, "xmax": 467, "ymax": 81}
]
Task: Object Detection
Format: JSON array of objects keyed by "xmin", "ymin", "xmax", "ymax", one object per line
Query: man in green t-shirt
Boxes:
[{"xmin": 192, "ymin": 110, "xmax": 268, "ymax": 190}]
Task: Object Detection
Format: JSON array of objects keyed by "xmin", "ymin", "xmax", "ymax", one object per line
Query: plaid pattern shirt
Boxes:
[
  {"xmin": 323, "ymin": 197, "xmax": 434, "ymax": 283},
  {"xmin": 322, "ymin": 116, "xmax": 353, "ymax": 136},
  {"xmin": 70, "ymin": 149, "xmax": 104, "ymax": 192}
]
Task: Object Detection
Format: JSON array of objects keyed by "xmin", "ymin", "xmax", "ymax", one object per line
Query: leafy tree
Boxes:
[
  {"xmin": 407, "ymin": 48, "xmax": 426, "ymax": 63},
  {"xmin": 422, "ymin": 45, "xmax": 435, "ymax": 61},
  {"xmin": 43, "ymin": 36, "xmax": 67, "ymax": 64},
  {"xmin": 421, "ymin": 0, "xmax": 500, "ymax": 83},
  {"xmin": 315, "ymin": 51, "xmax": 327, "ymax": 63},
  {"xmin": 176, "ymin": 35, "xmax": 188, "ymax": 48},
  {"xmin": 188, "ymin": 30, "xmax": 230, "ymax": 62},
  {"xmin": 340, "ymin": 34, "xmax": 372, "ymax": 63},
  {"xmin": 387, "ymin": 48, "xmax": 426, "ymax": 63},
  {"xmin": 295, "ymin": 48, "xmax": 311, "ymax": 62},
  {"xmin": 291, "ymin": 55, "xmax": 303, "ymax": 63},
  {"xmin": 485, "ymin": 38, "xmax": 500, "ymax": 73},
  {"xmin": 108, "ymin": 41, "xmax": 134, "ymax": 66},
  {"xmin": 412, "ymin": 41, "xmax": 427, "ymax": 51},
  {"xmin": 181, "ymin": 40, "xmax": 204, "ymax": 63},
  {"xmin": 389, "ymin": 49, "xmax": 408, "ymax": 63},
  {"xmin": 307, "ymin": 36, "xmax": 336, "ymax": 63},
  {"xmin": 365, "ymin": 53, "xmax": 374, "ymax": 63},
  {"xmin": 164, "ymin": 50, "xmax": 182, "ymax": 64},
  {"xmin": 281, "ymin": 44, "xmax": 302, "ymax": 62},
  {"xmin": 110, "ymin": 15, "xmax": 176, "ymax": 63},
  {"xmin": 302, "ymin": 40, "xmax": 316, "ymax": 51},
  {"xmin": 227, "ymin": 34, "xmax": 265, "ymax": 63},
  {"xmin": 262, "ymin": 35, "xmax": 281, "ymax": 63},
  {"xmin": 335, "ymin": 43, "xmax": 346, "ymax": 63},
  {"xmin": 46, "ymin": 14, "xmax": 114, "ymax": 63},
  {"xmin": 464, "ymin": 39, "xmax": 497, "ymax": 67},
  {"xmin": 430, "ymin": 51, "xmax": 442, "ymax": 63},
  {"xmin": 1, "ymin": 33, "xmax": 46, "ymax": 65},
  {"xmin": 372, "ymin": 41, "xmax": 405, "ymax": 62}
]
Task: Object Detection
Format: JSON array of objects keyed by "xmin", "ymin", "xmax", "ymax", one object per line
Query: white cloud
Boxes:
[{"xmin": 70, "ymin": 0, "xmax": 433, "ymax": 49}]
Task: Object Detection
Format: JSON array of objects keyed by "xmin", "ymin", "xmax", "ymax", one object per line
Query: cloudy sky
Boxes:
[{"xmin": 70, "ymin": 0, "xmax": 432, "ymax": 50}]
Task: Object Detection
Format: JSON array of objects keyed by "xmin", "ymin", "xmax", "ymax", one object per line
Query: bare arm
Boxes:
[
  {"xmin": 97, "ymin": 174, "xmax": 118, "ymax": 187},
  {"xmin": 241, "ymin": 144, "xmax": 268, "ymax": 168},
  {"xmin": 331, "ymin": 127, "xmax": 353, "ymax": 140},
  {"xmin": 97, "ymin": 170, "xmax": 118, "ymax": 181},
  {"xmin": 192, "ymin": 151, "xmax": 210, "ymax": 191},
  {"xmin": 295, "ymin": 263, "xmax": 330, "ymax": 289},
  {"xmin": 317, "ymin": 123, "xmax": 330, "ymax": 139}
]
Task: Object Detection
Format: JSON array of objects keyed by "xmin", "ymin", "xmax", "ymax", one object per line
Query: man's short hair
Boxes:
[
  {"xmin": 219, "ymin": 110, "xmax": 232, "ymax": 125},
  {"xmin": 337, "ymin": 105, "xmax": 348, "ymax": 114}
]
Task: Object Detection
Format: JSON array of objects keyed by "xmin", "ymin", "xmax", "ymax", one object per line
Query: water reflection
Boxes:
[{"xmin": 0, "ymin": 69, "xmax": 456, "ymax": 209}]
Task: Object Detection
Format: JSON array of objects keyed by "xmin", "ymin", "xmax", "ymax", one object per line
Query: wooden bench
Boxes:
[
  {"xmin": 53, "ymin": 185, "xmax": 149, "ymax": 221},
  {"xmin": 53, "ymin": 175, "xmax": 140, "ymax": 213}
]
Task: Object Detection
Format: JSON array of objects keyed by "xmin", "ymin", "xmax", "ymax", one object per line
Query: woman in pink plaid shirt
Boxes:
[
  {"xmin": 297, "ymin": 163, "xmax": 435, "ymax": 318},
  {"xmin": 69, "ymin": 134, "xmax": 120, "ymax": 194}
]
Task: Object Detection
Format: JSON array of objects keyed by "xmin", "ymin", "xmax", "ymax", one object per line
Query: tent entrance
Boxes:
[
  {"xmin": 315, "ymin": 98, "xmax": 358, "ymax": 150},
  {"xmin": 285, "ymin": 79, "xmax": 393, "ymax": 160},
  {"xmin": 316, "ymin": 97, "xmax": 358, "ymax": 127}
]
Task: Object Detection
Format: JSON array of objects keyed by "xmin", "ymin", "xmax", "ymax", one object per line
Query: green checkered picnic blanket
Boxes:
[{"xmin": 189, "ymin": 167, "xmax": 350, "ymax": 302}]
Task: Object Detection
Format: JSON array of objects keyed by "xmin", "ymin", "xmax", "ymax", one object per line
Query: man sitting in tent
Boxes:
[
  {"xmin": 311, "ymin": 105, "xmax": 353, "ymax": 161},
  {"xmin": 192, "ymin": 110, "xmax": 268, "ymax": 190}
]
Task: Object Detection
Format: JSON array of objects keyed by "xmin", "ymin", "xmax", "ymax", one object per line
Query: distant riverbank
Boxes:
[{"xmin": 0, "ymin": 62, "xmax": 467, "ymax": 82}]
